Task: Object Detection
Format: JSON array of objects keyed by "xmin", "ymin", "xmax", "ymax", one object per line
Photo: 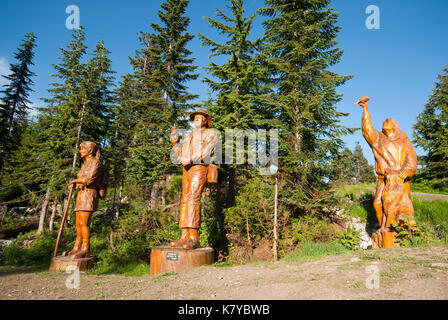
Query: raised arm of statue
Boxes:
[
  {"xmin": 360, "ymin": 103, "xmax": 380, "ymax": 147},
  {"xmin": 171, "ymin": 126, "xmax": 182, "ymax": 158}
]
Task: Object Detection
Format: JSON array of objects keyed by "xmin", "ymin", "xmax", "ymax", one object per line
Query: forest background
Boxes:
[{"xmin": 0, "ymin": 0, "xmax": 447, "ymax": 274}]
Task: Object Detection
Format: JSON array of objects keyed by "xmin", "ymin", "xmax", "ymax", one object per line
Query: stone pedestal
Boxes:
[
  {"xmin": 49, "ymin": 256, "xmax": 94, "ymax": 271},
  {"xmin": 150, "ymin": 246, "xmax": 214, "ymax": 275}
]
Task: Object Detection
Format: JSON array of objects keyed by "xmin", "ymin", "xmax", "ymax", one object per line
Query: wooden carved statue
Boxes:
[
  {"xmin": 64, "ymin": 141, "xmax": 108, "ymax": 259},
  {"xmin": 354, "ymin": 96, "xmax": 417, "ymax": 248},
  {"xmin": 170, "ymin": 108, "xmax": 218, "ymax": 250}
]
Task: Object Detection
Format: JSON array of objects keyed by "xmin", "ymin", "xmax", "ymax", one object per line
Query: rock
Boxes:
[
  {"xmin": 343, "ymin": 216, "xmax": 372, "ymax": 250},
  {"xmin": 0, "ymin": 239, "xmax": 13, "ymax": 247}
]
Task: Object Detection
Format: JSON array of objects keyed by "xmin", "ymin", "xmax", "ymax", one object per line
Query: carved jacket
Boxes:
[
  {"xmin": 173, "ymin": 127, "xmax": 218, "ymax": 166},
  {"xmin": 74, "ymin": 156, "xmax": 101, "ymax": 212},
  {"xmin": 362, "ymin": 109, "xmax": 417, "ymax": 179}
]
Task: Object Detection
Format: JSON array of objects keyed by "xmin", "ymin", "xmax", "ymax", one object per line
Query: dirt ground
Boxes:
[{"xmin": 1, "ymin": 245, "xmax": 447, "ymax": 300}]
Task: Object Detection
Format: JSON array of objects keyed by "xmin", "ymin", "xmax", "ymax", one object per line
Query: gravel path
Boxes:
[{"xmin": 1, "ymin": 245, "xmax": 447, "ymax": 300}]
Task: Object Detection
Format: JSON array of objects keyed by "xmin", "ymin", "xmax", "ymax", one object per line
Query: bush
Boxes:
[
  {"xmin": 0, "ymin": 230, "xmax": 63, "ymax": 267},
  {"xmin": 391, "ymin": 215, "xmax": 437, "ymax": 247},
  {"xmin": 285, "ymin": 214, "xmax": 338, "ymax": 245},
  {"xmin": 336, "ymin": 227, "xmax": 361, "ymax": 250}
]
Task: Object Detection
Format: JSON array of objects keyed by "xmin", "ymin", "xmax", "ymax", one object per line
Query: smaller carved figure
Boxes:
[{"xmin": 65, "ymin": 141, "xmax": 108, "ymax": 259}]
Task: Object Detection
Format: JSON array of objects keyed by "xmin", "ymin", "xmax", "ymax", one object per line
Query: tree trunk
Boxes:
[
  {"xmin": 273, "ymin": 176, "xmax": 278, "ymax": 261},
  {"xmin": 48, "ymin": 199, "xmax": 57, "ymax": 231},
  {"xmin": 149, "ymin": 181, "xmax": 160, "ymax": 210},
  {"xmin": 37, "ymin": 190, "xmax": 50, "ymax": 234},
  {"xmin": 161, "ymin": 175, "xmax": 172, "ymax": 208},
  {"xmin": 115, "ymin": 180, "xmax": 123, "ymax": 220},
  {"xmin": 246, "ymin": 217, "xmax": 252, "ymax": 246}
]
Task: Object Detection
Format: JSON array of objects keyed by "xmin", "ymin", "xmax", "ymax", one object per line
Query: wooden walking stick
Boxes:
[{"xmin": 53, "ymin": 184, "xmax": 74, "ymax": 257}]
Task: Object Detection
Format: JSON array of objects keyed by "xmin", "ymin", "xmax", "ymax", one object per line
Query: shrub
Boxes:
[{"xmin": 336, "ymin": 227, "xmax": 361, "ymax": 250}]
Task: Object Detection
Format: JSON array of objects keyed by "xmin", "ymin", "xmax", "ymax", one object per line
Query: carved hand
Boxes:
[
  {"xmin": 399, "ymin": 170, "xmax": 408, "ymax": 180},
  {"xmin": 354, "ymin": 96, "xmax": 370, "ymax": 108}
]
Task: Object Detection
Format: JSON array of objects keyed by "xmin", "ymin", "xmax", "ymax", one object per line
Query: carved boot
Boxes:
[
  {"xmin": 182, "ymin": 228, "xmax": 199, "ymax": 250},
  {"xmin": 170, "ymin": 228, "xmax": 189, "ymax": 247},
  {"xmin": 71, "ymin": 240, "xmax": 90, "ymax": 259},
  {"xmin": 67, "ymin": 238, "xmax": 82, "ymax": 258}
]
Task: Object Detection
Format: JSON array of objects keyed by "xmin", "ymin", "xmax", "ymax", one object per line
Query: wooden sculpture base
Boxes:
[
  {"xmin": 150, "ymin": 246, "xmax": 214, "ymax": 275},
  {"xmin": 49, "ymin": 255, "xmax": 94, "ymax": 271},
  {"xmin": 371, "ymin": 229, "xmax": 397, "ymax": 248}
]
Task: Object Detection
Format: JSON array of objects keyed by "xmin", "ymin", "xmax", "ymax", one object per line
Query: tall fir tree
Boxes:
[
  {"xmin": 38, "ymin": 26, "xmax": 87, "ymax": 186},
  {"xmin": 0, "ymin": 32, "xmax": 37, "ymax": 171},
  {"xmin": 151, "ymin": 0, "xmax": 199, "ymax": 124},
  {"xmin": 199, "ymin": 0, "xmax": 273, "ymax": 252},
  {"xmin": 112, "ymin": 0, "xmax": 198, "ymax": 210},
  {"xmin": 35, "ymin": 28, "xmax": 116, "ymax": 231},
  {"xmin": 260, "ymin": 0, "xmax": 354, "ymax": 214},
  {"xmin": 413, "ymin": 66, "xmax": 448, "ymax": 186},
  {"xmin": 200, "ymin": 0, "xmax": 271, "ymax": 132},
  {"xmin": 112, "ymin": 31, "xmax": 168, "ymax": 206}
]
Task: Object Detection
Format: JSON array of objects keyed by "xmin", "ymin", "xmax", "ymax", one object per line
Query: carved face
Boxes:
[
  {"xmin": 382, "ymin": 119, "xmax": 395, "ymax": 137},
  {"xmin": 79, "ymin": 141, "xmax": 97, "ymax": 158},
  {"xmin": 193, "ymin": 114, "xmax": 206, "ymax": 129},
  {"xmin": 80, "ymin": 145, "xmax": 89, "ymax": 158}
]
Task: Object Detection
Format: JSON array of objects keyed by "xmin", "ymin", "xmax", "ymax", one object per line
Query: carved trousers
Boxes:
[
  {"xmin": 179, "ymin": 164, "xmax": 208, "ymax": 229},
  {"xmin": 373, "ymin": 175, "xmax": 412, "ymax": 226}
]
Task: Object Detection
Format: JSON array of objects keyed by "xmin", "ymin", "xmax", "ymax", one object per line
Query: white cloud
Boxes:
[{"xmin": 0, "ymin": 58, "xmax": 11, "ymax": 86}]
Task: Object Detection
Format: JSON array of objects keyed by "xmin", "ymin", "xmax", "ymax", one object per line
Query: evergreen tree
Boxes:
[
  {"xmin": 199, "ymin": 0, "xmax": 271, "ymax": 132},
  {"xmin": 112, "ymin": 32, "xmax": 168, "ymax": 205},
  {"xmin": 260, "ymin": 0, "xmax": 353, "ymax": 213},
  {"xmin": 151, "ymin": 0, "xmax": 199, "ymax": 124},
  {"xmin": 330, "ymin": 143, "xmax": 375, "ymax": 184},
  {"xmin": 38, "ymin": 26, "xmax": 87, "ymax": 187},
  {"xmin": 352, "ymin": 143, "xmax": 375, "ymax": 183},
  {"xmin": 0, "ymin": 121, "xmax": 43, "ymax": 202},
  {"xmin": 413, "ymin": 66, "xmax": 448, "ymax": 187},
  {"xmin": 37, "ymin": 27, "xmax": 116, "ymax": 219},
  {"xmin": 199, "ymin": 0, "xmax": 274, "ymax": 253},
  {"xmin": 330, "ymin": 147, "xmax": 356, "ymax": 183},
  {"xmin": 0, "ymin": 32, "xmax": 37, "ymax": 171},
  {"xmin": 112, "ymin": 0, "xmax": 198, "ymax": 210}
]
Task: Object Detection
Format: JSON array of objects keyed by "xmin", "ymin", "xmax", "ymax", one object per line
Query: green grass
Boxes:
[
  {"xmin": 333, "ymin": 184, "xmax": 377, "ymax": 226},
  {"xmin": 88, "ymin": 261, "xmax": 150, "ymax": 276},
  {"xmin": 412, "ymin": 196, "xmax": 448, "ymax": 240},
  {"xmin": 282, "ymin": 241, "xmax": 350, "ymax": 263},
  {"xmin": 212, "ymin": 261, "xmax": 236, "ymax": 268},
  {"xmin": 351, "ymin": 281, "xmax": 365, "ymax": 290}
]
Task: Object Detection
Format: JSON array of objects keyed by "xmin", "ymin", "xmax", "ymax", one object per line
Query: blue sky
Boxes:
[{"xmin": 0, "ymin": 0, "xmax": 447, "ymax": 165}]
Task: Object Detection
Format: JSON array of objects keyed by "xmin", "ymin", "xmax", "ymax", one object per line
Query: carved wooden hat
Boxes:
[{"xmin": 190, "ymin": 108, "xmax": 212, "ymax": 127}]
